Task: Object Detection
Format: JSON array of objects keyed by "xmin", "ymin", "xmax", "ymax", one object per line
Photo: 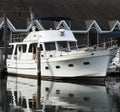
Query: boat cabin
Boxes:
[{"xmin": 9, "ymin": 29, "xmax": 78, "ymax": 60}]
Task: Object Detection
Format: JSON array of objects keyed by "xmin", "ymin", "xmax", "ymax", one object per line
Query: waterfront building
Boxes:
[{"xmin": 0, "ymin": 0, "xmax": 120, "ymax": 47}]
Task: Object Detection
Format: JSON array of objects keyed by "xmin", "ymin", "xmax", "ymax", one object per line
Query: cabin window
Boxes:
[
  {"xmin": 18, "ymin": 45, "xmax": 21, "ymax": 51},
  {"xmin": 45, "ymin": 66, "xmax": 49, "ymax": 70},
  {"xmin": 17, "ymin": 44, "xmax": 27, "ymax": 53},
  {"xmin": 68, "ymin": 64, "xmax": 74, "ymax": 67},
  {"xmin": 56, "ymin": 65, "xmax": 60, "ymax": 69},
  {"xmin": 69, "ymin": 42, "xmax": 77, "ymax": 50},
  {"xmin": 57, "ymin": 41, "xmax": 68, "ymax": 51},
  {"xmin": 22, "ymin": 44, "xmax": 27, "ymax": 53},
  {"xmin": 40, "ymin": 44, "xmax": 43, "ymax": 51},
  {"xmin": 29, "ymin": 43, "xmax": 37, "ymax": 53},
  {"xmin": 14, "ymin": 46, "xmax": 17, "ymax": 55},
  {"xmin": 45, "ymin": 42, "xmax": 56, "ymax": 51},
  {"xmin": 83, "ymin": 62, "xmax": 90, "ymax": 65}
]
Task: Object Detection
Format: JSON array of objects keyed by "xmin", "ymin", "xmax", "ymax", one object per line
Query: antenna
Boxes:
[{"xmin": 29, "ymin": 6, "xmax": 36, "ymax": 31}]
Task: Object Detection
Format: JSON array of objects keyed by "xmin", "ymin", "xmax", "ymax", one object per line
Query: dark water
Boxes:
[{"xmin": 0, "ymin": 75, "xmax": 120, "ymax": 112}]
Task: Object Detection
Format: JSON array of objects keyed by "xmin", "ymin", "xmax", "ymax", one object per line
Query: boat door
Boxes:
[{"xmin": 16, "ymin": 44, "xmax": 27, "ymax": 60}]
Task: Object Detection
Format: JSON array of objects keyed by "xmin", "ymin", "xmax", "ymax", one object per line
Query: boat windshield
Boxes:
[
  {"xmin": 57, "ymin": 41, "xmax": 69, "ymax": 51},
  {"xmin": 69, "ymin": 42, "xmax": 77, "ymax": 50},
  {"xmin": 45, "ymin": 42, "xmax": 56, "ymax": 51}
]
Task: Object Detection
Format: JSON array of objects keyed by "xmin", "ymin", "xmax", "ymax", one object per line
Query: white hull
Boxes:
[{"xmin": 7, "ymin": 50, "xmax": 112, "ymax": 78}]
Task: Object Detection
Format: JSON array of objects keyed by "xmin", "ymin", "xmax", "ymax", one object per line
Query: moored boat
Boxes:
[
  {"xmin": 108, "ymin": 48, "xmax": 120, "ymax": 73},
  {"xmin": 7, "ymin": 18, "xmax": 118, "ymax": 79}
]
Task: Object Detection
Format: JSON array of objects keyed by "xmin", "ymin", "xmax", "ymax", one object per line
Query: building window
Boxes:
[{"xmin": 89, "ymin": 28, "xmax": 98, "ymax": 46}]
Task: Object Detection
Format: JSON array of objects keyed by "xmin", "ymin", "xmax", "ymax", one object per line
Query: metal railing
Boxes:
[
  {"xmin": 42, "ymin": 40, "xmax": 118, "ymax": 58},
  {"xmin": 12, "ymin": 33, "xmax": 28, "ymax": 43}
]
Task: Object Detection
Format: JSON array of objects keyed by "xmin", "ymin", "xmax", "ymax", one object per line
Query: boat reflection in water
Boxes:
[{"xmin": 6, "ymin": 76, "xmax": 120, "ymax": 112}]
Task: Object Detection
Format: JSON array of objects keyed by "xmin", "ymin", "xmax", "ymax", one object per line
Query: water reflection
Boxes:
[
  {"xmin": 105, "ymin": 77, "xmax": 120, "ymax": 112},
  {"xmin": 0, "ymin": 77, "xmax": 8, "ymax": 112},
  {"xmin": 1, "ymin": 76, "xmax": 120, "ymax": 112}
]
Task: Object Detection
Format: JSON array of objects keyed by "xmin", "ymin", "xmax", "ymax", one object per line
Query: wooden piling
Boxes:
[
  {"xmin": 3, "ymin": 11, "xmax": 8, "ymax": 70},
  {"xmin": 36, "ymin": 46, "xmax": 41, "ymax": 110},
  {"xmin": 0, "ymin": 49, "xmax": 3, "ymax": 72}
]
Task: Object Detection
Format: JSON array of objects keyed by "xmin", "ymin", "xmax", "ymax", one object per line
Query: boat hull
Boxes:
[{"xmin": 7, "ymin": 50, "xmax": 112, "ymax": 78}]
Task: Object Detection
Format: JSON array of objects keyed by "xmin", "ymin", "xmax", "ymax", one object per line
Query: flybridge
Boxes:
[{"xmin": 23, "ymin": 30, "xmax": 77, "ymax": 43}]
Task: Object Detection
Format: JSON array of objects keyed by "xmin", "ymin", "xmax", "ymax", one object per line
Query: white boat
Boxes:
[
  {"xmin": 7, "ymin": 19, "xmax": 118, "ymax": 79},
  {"xmin": 108, "ymin": 49, "xmax": 120, "ymax": 73}
]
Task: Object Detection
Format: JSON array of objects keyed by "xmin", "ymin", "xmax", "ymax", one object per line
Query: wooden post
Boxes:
[
  {"xmin": 0, "ymin": 49, "xmax": 3, "ymax": 79},
  {"xmin": 3, "ymin": 11, "xmax": 8, "ymax": 72},
  {"xmin": 36, "ymin": 46, "xmax": 41, "ymax": 110},
  {"xmin": 0, "ymin": 49, "xmax": 3, "ymax": 73}
]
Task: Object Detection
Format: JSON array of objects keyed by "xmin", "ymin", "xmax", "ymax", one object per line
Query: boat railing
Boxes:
[
  {"xmin": 82, "ymin": 40, "xmax": 118, "ymax": 51},
  {"xmin": 12, "ymin": 33, "xmax": 28, "ymax": 43},
  {"xmin": 43, "ymin": 40, "xmax": 118, "ymax": 58}
]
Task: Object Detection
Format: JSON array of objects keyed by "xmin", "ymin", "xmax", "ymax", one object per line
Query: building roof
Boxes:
[{"xmin": 0, "ymin": 0, "xmax": 120, "ymax": 30}]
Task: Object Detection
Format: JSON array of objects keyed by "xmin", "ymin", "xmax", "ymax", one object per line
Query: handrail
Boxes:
[
  {"xmin": 43, "ymin": 40, "xmax": 118, "ymax": 58},
  {"xmin": 77, "ymin": 40, "xmax": 118, "ymax": 50}
]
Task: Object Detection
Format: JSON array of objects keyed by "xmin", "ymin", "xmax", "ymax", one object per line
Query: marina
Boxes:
[
  {"xmin": 6, "ymin": 17, "xmax": 118, "ymax": 79},
  {"xmin": 0, "ymin": 16, "xmax": 119, "ymax": 112},
  {"xmin": 0, "ymin": 0, "xmax": 120, "ymax": 111}
]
